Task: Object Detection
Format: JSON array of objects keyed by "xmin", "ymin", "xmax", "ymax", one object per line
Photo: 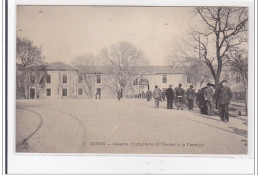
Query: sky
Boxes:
[{"xmin": 17, "ymin": 6, "xmax": 200, "ymax": 66}]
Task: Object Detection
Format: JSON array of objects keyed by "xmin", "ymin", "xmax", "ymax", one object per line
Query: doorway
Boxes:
[{"xmin": 30, "ymin": 88, "xmax": 35, "ymax": 99}]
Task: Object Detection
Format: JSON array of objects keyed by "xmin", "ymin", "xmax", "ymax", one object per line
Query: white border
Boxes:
[{"xmin": 7, "ymin": 0, "xmax": 255, "ymax": 174}]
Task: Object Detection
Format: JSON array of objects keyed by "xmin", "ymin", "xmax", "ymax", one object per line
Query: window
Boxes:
[
  {"xmin": 63, "ymin": 75, "xmax": 67, "ymax": 83},
  {"xmin": 162, "ymin": 75, "xmax": 167, "ymax": 83},
  {"xmin": 46, "ymin": 89, "xmax": 51, "ymax": 96},
  {"xmin": 187, "ymin": 76, "xmax": 191, "ymax": 83},
  {"xmin": 78, "ymin": 88, "xmax": 83, "ymax": 95},
  {"xmin": 46, "ymin": 75, "xmax": 51, "ymax": 84},
  {"xmin": 62, "ymin": 88, "xmax": 67, "ymax": 96},
  {"xmin": 78, "ymin": 75, "xmax": 82, "ymax": 83},
  {"xmin": 97, "ymin": 75, "xmax": 101, "ymax": 83},
  {"xmin": 236, "ymin": 76, "xmax": 241, "ymax": 83}
]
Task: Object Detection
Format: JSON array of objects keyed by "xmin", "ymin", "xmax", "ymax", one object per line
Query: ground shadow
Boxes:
[
  {"xmin": 187, "ymin": 109, "xmax": 222, "ymax": 122},
  {"xmin": 229, "ymin": 127, "xmax": 247, "ymax": 137},
  {"xmin": 241, "ymin": 139, "xmax": 248, "ymax": 146},
  {"xmin": 187, "ymin": 119, "xmax": 247, "ymax": 138}
]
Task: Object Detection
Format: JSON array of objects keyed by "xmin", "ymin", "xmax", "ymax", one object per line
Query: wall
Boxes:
[
  {"xmin": 36, "ymin": 71, "xmax": 190, "ymax": 99},
  {"xmin": 39, "ymin": 70, "xmax": 77, "ymax": 99},
  {"xmin": 124, "ymin": 73, "xmax": 189, "ymax": 97}
]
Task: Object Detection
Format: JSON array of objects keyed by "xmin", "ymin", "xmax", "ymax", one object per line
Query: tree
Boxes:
[
  {"xmin": 172, "ymin": 61, "xmax": 213, "ymax": 87},
  {"xmin": 16, "ymin": 36, "xmax": 46, "ymax": 99},
  {"xmin": 16, "ymin": 36, "xmax": 45, "ymax": 69},
  {"xmin": 72, "ymin": 54, "xmax": 96, "ymax": 98},
  {"xmin": 177, "ymin": 7, "xmax": 248, "ymax": 86},
  {"xmin": 100, "ymin": 42, "xmax": 149, "ymax": 97},
  {"xmin": 228, "ymin": 49, "xmax": 248, "ymax": 114}
]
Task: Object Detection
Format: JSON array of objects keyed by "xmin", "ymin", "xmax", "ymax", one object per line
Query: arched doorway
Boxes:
[{"xmin": 139, "ymin": 79, "xmax": 149, "ymax": 98}]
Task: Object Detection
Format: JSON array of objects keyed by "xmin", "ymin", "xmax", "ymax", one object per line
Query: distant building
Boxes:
[
  {"xmin": 27, "ymin": 62, "xmax": 78, "ymax": 99},
  {"xmin": 24, "ymin": 62, "xmax": 192, "ymax": 99},
  {"xmin": 19, "ymin": 62, "xmax": 246, "ymax": 100},
  {"xmin": 131, "ymin": 66, "xmax": 190, "ymax": 97}
]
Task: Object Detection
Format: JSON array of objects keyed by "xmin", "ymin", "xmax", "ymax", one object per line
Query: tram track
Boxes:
[
  {"xmin": 16, "ymin": 107, "xmax": 43, "ymax": 150},
  {"xmin": 17, "ymin": 105, "xmax": 87, "ymax": 153}
]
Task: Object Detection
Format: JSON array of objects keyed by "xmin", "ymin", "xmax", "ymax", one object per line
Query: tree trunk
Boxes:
[
  {"xmin": 242, "ymin": 74, "xmax": 248, "ymax": 115},
  {"xmin": 214, "ymin": 76, "xmax": 220, "ymax": 86},
  {"xmin": 25, "ymin": 84, "xmax": 30, "ymax": 99}
]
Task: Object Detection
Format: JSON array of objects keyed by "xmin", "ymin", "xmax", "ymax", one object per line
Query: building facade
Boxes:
[
  {"xmin": 28, "ymin": 63, "xmax": 191, "ymax": 99},
  {"xmin": 25, "ymin": 62, "xmax": 246, "ymax": 100}
]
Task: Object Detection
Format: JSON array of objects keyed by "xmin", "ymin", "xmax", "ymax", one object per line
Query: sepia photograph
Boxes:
[{"xmin": 15, "ymin": 6, "xmax": 249, "ymax": 154}]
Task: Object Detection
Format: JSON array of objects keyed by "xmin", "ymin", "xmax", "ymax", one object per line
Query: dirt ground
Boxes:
[{"xmin": 16, "ymin": 98, "xmax": 248, "ymax": 154}]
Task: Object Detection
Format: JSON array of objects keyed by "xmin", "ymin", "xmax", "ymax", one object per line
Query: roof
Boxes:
[
  {"xmin": 139, "ymin": 78, "xmax": 149, "ymax": 85},
  {"xmin": 17, "ymin": 62, "xmax": 187, "ymax": 74},
  {"xmin": 46, "ymin": 62, "xmax": 77, "ymax": 71},
  {"xmin": 79, "ymin": 65, "xmax": 186, "ymax": 74},
  {"xmin": 141, "ymin": 66, "xmax": 186, "ymax": 74}
]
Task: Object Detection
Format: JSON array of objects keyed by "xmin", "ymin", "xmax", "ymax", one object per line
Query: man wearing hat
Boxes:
[
  {"xmin": 175, "ymin": 83, "xmax": 185, "ymax": 110},
  {"xmin": 186, "ymin": 85, "xmax": 195, "ymax": 110},
  {"xmin": 166, "ymin": 85, "xmax": 174, "ymax": 109},
  {"xmin": 217, "ymin": 80, "xmax": 232, "ymax": 122},
  {"xmin": 204, "ymin": 83, "xmax": 214, "ymax": 116}
]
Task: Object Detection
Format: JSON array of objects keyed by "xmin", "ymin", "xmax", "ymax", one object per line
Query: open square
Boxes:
[{"xmin": 16, "ymin": 99, "xmax": 247, "ymax": 154}]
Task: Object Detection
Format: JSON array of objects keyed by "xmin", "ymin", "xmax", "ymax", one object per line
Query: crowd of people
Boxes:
[{"xmin": 150, "ymin": 80, "xmax": 232, "ymax": 123}]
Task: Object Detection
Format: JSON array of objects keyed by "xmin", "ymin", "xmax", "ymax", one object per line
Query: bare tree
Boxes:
[
  {"xmin": 100, "ymin": 42, "xmax": 149, "ymax": 97},
  {"xmin": 16, "ymin": 36, "xmax": 46, "ymax": 99},
  {"xmin": 172, "ymin": 61, "xmax": 213, "ymax": 87},
  {"xmin": 176, "ymin": 7, "xmax": 248, "ymax": 86},
  {"xmin": 228, "ymin": 49, "xmax": 248, "ymax": 114},
  {"xmin": 16, "ymin": 36, "xmax": 45, "ymax": 68},
  {"xmin": 72, "ymin": 54, "xmax": 96, "ymax": 98}
]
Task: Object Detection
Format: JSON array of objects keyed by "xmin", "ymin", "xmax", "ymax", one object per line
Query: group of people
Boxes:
[
  {"xmin": 152, "ymin": 84, "xmax": 185, "ymax": 110},
  {"xmin": 151, "ymin": 80, "xmax": 232, "ymax": 123},
  {"xmin": 153, "ymin": 83, "xmax": 192, "ymax": 110}
]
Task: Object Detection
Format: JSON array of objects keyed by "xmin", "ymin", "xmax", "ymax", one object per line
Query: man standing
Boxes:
[
  {"xmin": 186, "ymin": 85, "xmax": 195, "ymax": 110},
  {"xmin": 117, "ymin": 89, "xmax": 122, "ymax": 101},
  {"xmin": 175, "ymin": 84, "xmax": 185, "ymax": 110},
  {"xmin": 166, "ymin": 85, "xmax": 174, "ymax": 109},
  {"xmin": 146, "ymin": 90, "xmax": 152, "ymax": 102},
  {"xmin": 217, "ymin": 80, "xmax": 232, "ymax": 122},
  {"xmin": 162, "ymin": 90, "xmax": 166, "ymax": 101},
  {"xmin": 95, "ymin": 91, "xmax": 101, "ymax": 99},
  {"xmin": 149, "ymin": 90, "xmax": 152, "ymax": 101},
  {"xmin": 153, "ymin": 85, "xmax": 162, "ymax": 108},
  {"xmin": 204, "ymin": 83, "xmax": 214, "ymax": 116}
]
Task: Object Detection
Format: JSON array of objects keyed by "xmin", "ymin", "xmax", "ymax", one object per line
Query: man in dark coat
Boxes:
[
  {"xmin": 146, "ymin": 90, "xmax": 152, "ymax": 102},
  {"xmin": 217, "ymin": 80, "xmax": 232, "ymax": 122},
  {"xmin": 175, "ymin": 83, "xmax": 185, "ymax": 110},
  {"xmin": 186, "ymin": 85, "xmax": 195, "ymax": 110},
  {"xmin": 117, "ymin": 89, "xmax": 121, "ymax": 101},
  {"xmin": 166, "ymin": 85, "xmax": 174, "ymax": 109},
  {"xmin": 196, "ymin": 87, "xmax": 208, "ymax": 114},
  {"xmin": 204, "ymin": 83, "xmax": 214, "ymax": 116}
]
